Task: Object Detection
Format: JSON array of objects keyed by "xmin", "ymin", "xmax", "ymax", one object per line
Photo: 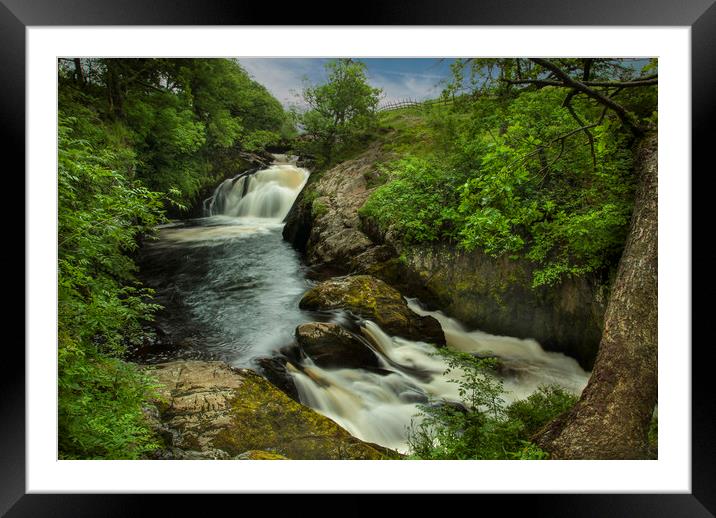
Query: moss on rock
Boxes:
[
  {"xmin": 299, "ymin": 275, "xmax": 445, "ymax": 346},
  {"xmin": 146, "ymin": 360, "xmax": 396, "ymax": 460}
]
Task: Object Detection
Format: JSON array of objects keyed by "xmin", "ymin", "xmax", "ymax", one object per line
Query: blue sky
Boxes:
[{"xmin": 237, "ymin": 58, "xmax": 458, "ymax": 109}]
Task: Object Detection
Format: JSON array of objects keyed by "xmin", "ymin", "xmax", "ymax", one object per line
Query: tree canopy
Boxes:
[
  {"xmin": 57, "ymin": 58, "xmax": 292, "ymax": 458},
  {"xmin": 59, "ymin": 58, "xmax": 292, "ymax": 203},
  {"xmin": 362, "ymin": 57, "xmax": 657, "ymax": 287},
  {"xmin": 297, "ymin": 58, "xmax": 382, "ymax": 166}
]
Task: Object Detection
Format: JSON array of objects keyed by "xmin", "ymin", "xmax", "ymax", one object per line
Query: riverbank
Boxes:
[
  {"xmin": 134, "ymin": 154, "xmax": 590, "ymax": 458},
  {"xmin": 283, "ymin": 136, "xmax": 608, "ymax": 370}
]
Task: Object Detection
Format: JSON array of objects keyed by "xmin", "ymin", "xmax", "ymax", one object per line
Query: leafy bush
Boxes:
[
  {"xmin": 363, "ymin": 86, "xmax": 637, "ymax": 286},
  {"xmin": 58, "ymin": 340, "xmax": 162, "ymax": 459},
  {"xmin": 407, "ymin": 349, "xmax": 577, "ymax": 460},
  {"xmin": 505, "ymin": 385, "xmax": 578, "ymax": 437},
  {"xmin": 58, "ymin": 118, "xmax": 166, "ymax": 459},
  {"xmin": 359, "ymin": 156, "xmax": 466, "ymax": 244}
]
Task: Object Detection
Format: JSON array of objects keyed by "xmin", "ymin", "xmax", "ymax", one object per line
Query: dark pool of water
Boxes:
[{"xmin": 135, "ymin": 215, "xmax": 332, "ymax": 368}]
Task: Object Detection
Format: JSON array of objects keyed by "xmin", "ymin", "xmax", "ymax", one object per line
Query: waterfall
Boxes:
[
  {"xmin": 289, "ymin": 301, "xmax": 590, "ymax": 453},
  {"xmin": 204, "ymin": 160, "xmax": 309, "ymax": 220}
]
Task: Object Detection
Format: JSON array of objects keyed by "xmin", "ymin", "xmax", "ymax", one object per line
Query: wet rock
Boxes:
[
  {"xmin": 295, "ymin": 322, "xmax": 380, "ymax": 369},
  {"xmin": 255, "ymin": 355, "xmax": 300, "ymax": 401},
  {"xmin": 393, "ymin": 244, "xmax": 606, "ymax": 370},
  {"xmin": 282, "ymin": 142, "xmax": 607, "ymax": 369},
  {"xmin": 284, "ymin": 143, "xmax": 388, "ymax": 268},
  {"xmin": 145, "ymin": 360, "xmax": 396, "ymax": 460},
  {"xmin": 282, "ymin": 184, "xmax": 315, "ymax": 253},
  {"xmin": 299, "ymin": 275, "xmax": 445, "ymax": 346}
]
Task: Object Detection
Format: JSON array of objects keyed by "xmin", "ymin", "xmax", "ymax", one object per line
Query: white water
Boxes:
[
  {"xmin": 140, "ymin": 159, "xmax": 313, "ymax": 366},
  {"xmin": 144, "ymin": 156, "xmax": 591, "ymax": 454},
  {"xmin": 205, "ymin": 160, "xmax": 309, "ymax": 219},
  {"xmin": 290, "ymin": 301, "xmax": 590, "ymax": 453}
]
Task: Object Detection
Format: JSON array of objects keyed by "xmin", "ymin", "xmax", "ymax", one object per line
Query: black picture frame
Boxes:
[{"xmin": 6, "ymin": 0, "xmax": 712, "ymax": 515}]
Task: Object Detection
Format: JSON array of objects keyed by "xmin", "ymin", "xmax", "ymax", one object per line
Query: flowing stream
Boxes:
[
  {"xmin": 138, "ymin": 155, "xmax": 590, "ymax": 454},
  {"xmin": 138, "ymin": 156, "xmax": 314, "ymax": 365}
]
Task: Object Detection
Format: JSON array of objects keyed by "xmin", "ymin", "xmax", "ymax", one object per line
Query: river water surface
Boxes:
[{"xmin": 138, "ymin": 157, "xmax": 590, "ymax": 453}]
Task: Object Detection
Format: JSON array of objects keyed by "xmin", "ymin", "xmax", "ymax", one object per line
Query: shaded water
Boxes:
[
  {"xmin": 138, "ymin": 158, "xmax": 590, "ymax": 453},
  {"xmin": 137, "ymin": 161, "xmax": 315, "ymax": 367}
]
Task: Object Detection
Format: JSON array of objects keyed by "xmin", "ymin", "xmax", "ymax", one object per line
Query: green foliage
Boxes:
[
  {"xmin": 378, "ymin": 104, "xmax": 463, "ymax": 158},
  {"xmin": 297, "ymin": 59, "xmax": 382, "ymax": 166},
  {"xmin": 59, "ymin": 58, "xmax": 292, "ymax": 206},
  {"xmin": 407, "ymin": 349, "xmax": 576, "ymax": 460},
  {"xmin": 359, "ymin": 156, "xmax": 466, "ymax": 243},
  {"xmin": 311, "ymin": 199, "xmax": 329, "ymax": 218},
  {"xmin": 365, "ymin": 76, "xmax": 644, "ymax": 286},
  {"xmin": 58, "ymin": 118, "xmax": 167, "ymax": 458},
  {"xmin": 505, "ymin": 385, "xmax": 578, "ymax": 437},
  {"xmin": 56, "ymin": 58, "xmax": 293, "ymax": 458},
  {"xmin": 58, "ymin": 339, "xmax": 162, "ymax": 459}
]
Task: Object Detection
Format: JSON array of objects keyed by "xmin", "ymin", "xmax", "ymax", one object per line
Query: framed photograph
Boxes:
[{"xmin": 8, "ymin": 0, "xmax": 711, "ymax": 514}]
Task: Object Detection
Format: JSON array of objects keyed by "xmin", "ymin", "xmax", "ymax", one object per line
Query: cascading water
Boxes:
[
  {"xmin": 205, "ymin": 158, "xmax": 308, "ymax": 219},
  {"xmin": 138, "ymin": 157, "xmax": 313, "ymax": 366},
  {"xmin": 138, "ymin": 154, "xmax": 590, "ymax": 455},
  {"xmin": 289, "ymin": 300, "xmax": 590, "ymax": 453}
]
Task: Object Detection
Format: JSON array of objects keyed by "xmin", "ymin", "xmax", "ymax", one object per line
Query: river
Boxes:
[{"xmin": 138, "ymin": 156, "xmax": 590, "ymax": 453}]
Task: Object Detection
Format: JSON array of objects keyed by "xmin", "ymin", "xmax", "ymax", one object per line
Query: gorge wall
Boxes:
[{"xmin": 283, "ymin": 144, "xmax": 609, "ymax": 369}]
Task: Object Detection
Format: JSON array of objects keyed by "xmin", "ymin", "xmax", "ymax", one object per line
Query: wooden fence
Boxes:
[{"xmin": 377, "ymin": 96, "xmax": 455, "ymax": 113}]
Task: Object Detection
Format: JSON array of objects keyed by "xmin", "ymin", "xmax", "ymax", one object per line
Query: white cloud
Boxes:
[
  {"xmin": 236, "ymin": 58, "xmax": 450, "ymax": 111},
  {"xmin": 237, "ymin": 58, "xmax": 327, "ymax": 109},
  {"xmin": 368, "ymin": 72, "xmax": 447, "ymax": 106}
]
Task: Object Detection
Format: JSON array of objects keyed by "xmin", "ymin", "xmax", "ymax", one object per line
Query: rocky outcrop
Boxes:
[
  {"xmin": 283, "ymin": 142, "xmax": 386, "ymax": 264},
  {"xmin": 295, "ymin": 322, "xmax": 380, "ymax": 369},
  {"xmin": 283, "ymin": 146, "xmax": 608, "ymax": 369},
  {"xmin": 299, "ymin": 275, "xmax": 445, "ymax": 346},
  {"xmin": 145, "ymin": 360, "xmax": 397, "ymax": 460},
  {"xmin": 394, "ymin": 244, "xmax": 607, "ymax": 369}
]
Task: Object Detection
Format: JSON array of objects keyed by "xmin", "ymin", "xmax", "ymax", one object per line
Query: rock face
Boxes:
[
  {"xmin": 299, "ymin": 275, "xmax": 445, "ymax": 346},
  {"xmin": 283, "ymin": 143, "xmax": 385, "ymax": 264},
  {"xmin": 283, "ymin": 145, "xmax": 608, "ymax": 369},
  {"xmin": 395, "ymin": 244, "xmax": 607, "ymax": 369},
  {"xmin": 295, "ymin": 322, "xmax": 380, "ymax": 369},
  {"xmin": 145, "ymin": 360, "xmax": 396, "ymax": 460}
]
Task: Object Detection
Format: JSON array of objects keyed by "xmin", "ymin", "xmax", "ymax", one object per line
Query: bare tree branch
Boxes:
[
  {"xmin": 504, "ymin": 77, "xmax": 658, "ymax": 88},
  {"xmin": 529, "ymin": 58, "xmax": 645, "ymax": 135}
]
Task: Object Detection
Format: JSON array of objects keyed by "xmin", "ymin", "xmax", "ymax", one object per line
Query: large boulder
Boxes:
[
  {"xmin": 299, "ymin": 275, "xmax": 445, "ymax": 346},
  {"xmin": 295, "ymin": 322, "xmax": 380, "ymax": 369},
  {"xmin": 145, "ymin": 360, "xmax": 397, "ymax": 460}
]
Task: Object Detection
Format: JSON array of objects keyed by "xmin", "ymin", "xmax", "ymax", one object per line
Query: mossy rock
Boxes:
[
  {"xmin": 299, "ymin": 275, "xmax": 445, "ymax": 346},
  {"xmin": 235, "ymin": 450, "xmax": 289, "ymax": 460},
  {"xmin": 146, "ymin": 360, "xmax": 396, "ymax": 460}
]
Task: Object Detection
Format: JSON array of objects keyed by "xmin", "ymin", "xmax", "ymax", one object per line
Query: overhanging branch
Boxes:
[{"xmin": 529, "ymin": 58, "xmax": 646, "ymax": 135}]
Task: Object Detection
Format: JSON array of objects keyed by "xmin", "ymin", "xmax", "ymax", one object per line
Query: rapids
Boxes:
[{"xmin": 138, "ymin": 156, "xmax": 590, "ymax": 454}]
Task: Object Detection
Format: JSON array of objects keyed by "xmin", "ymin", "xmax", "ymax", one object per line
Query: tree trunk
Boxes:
[
  {"xmin": 533, "ymin": 131, "xmax": 658, "ymax": 459},
  {"xmin": 73, "ymin": 58, "xmax": 85, "ymax": 85},
  {"xmin": 104, "ymin": 60, "xmax": 124, "ymax": 119}
]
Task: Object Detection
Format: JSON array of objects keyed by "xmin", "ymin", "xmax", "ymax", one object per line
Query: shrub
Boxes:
[
  {"xmin": 359, "ymin": 156, "xmax": 466, "ymax": 244},
  {"xmin": 407, "ymin": 348, "xmax": 577, "ymax": 460},
  {"xmin": 58, "ymin": 118, "xmax": 165, "ymax": 459}
]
